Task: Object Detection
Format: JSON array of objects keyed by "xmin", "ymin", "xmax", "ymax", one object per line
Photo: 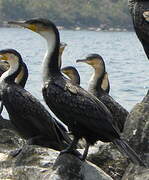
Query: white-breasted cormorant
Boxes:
[
  {"xmin": 0, "ymin": 56, "xmax": 28, "ymax": 114},
  {"xmin": 9, "ymin": 18, "xmax": 145, "ymax": 166},
  {"xmin": 76, "ymin": 54, "xmax": 129, "ymax": 132},
  {"xmin": 128, "ymin": 0, "xmax": 149, "ymax": 60},
  {"xmin": 61, "ymin": 66, "xmax": 80, "ymax": 85},
  {"xmin": 62, "ymin": 65, "xmax": 110, "ymax": 93},
  {"xmin": 0, "ymin": 49, "xmax": 76, "ymax": 152},
  {"xmin": 0, "ymin": 60, "xmax": 28, "ymax": 87}
]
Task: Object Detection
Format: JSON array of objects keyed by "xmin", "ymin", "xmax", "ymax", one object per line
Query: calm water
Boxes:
[{"xmin": 0, "ymin": 28, "xmax": 148, "ymax": 118}]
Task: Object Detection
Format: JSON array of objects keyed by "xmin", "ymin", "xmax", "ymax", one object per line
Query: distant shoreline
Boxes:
[
  {"xmin": 0, "ymin": 23, "xmax": 133, "ymax": 32},
  {"xmin": 57, "ymin": 26, "xmax": 130, "ymax": 32}
]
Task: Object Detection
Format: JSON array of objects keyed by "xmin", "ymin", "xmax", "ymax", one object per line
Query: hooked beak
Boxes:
[
  {"xmin": 61, "ymin": 69, "xmax": 67, "ymax": 74},
  {"xmin": 76, "ymin": 59, "xmax": 87, "ymax": 63},
  {"xmin": 60, "ymin": 42, "xmax": 67, "ymax": 49},
  {"xmin": 7, "ymin": 20, "xmax": 37, "ymax": 32},
  {"xmin": 0, "ymin": 55, "xmax": 8, "ymax": 61},
  {"xmin": 60, "ymin": 42, "xmax": 67, "ymax": 54}
]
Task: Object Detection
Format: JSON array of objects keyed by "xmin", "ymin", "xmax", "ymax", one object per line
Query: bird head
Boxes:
[
  {"xmin": 61, "ymin": 66, "xmax": 76, "ymax": 77},
  {"xmin": 61, "ymin": 66, "xmax": 80, "ymax": 84},
  {"xmin": 8, "ymin": 18, "xmax": 58, "ymax": 39},
  {"xmin": 0, "ymin": 49, "xmax": 22, "ymax": 65},
  {"xmin": 76, "ymin": 54, "xmax": 105, "ymax": 69}
]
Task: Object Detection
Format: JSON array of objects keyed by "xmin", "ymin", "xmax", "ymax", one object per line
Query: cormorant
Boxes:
[
  {"xmin": 0, "ymin": 42, "xmax": 66, "ymax": 86},
  {"xmin": 128, "ymin": 0, "xmax": 149, "ymax": 60},
  {"xmin": 9, "ymin": 18, "xmax": 145, "ymax": 166},
  {"xmin": 0, "ymin": 48, "xmax": 75, "ymax": 152},
  {"xmin": 62, "ymin": 65, "xmax": 110, "ymax": 93},
  {"xmin": 0, "ymin": 42, "xmax": 66, "ymax": 114},
  {"xmin": 76, "ymin": 54, "xmax": 129, "ymax": 132},
  {"xmin": 61, "ymin": 66, "xmax": 80, "ymax": 85},
  {"xmin": 0, "ymin": 55, "xmax": 28, "ymax": 114}
]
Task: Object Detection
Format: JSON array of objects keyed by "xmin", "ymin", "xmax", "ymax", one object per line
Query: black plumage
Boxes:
[
  {"xmin": 76, "ymin": 54, "xmax": 129, "ymax": 132},
  {"xmin": 128, "ymin": 0, "xmax": 149, "ymax": 60},
  {"xmin": 0, "ymin": 49, "xmax": 72, "ymax": 151},
  {"xmin": 9, "ymin": 18, "xmax": 145, "ymax": 166}
]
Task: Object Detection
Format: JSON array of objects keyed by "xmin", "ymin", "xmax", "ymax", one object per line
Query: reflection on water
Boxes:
[{"xmin": 0, "ymin": 28, "xmax": 148, "ymax": 118}]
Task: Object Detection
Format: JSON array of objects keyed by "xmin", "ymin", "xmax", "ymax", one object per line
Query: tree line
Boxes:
[{"xmin": 0, "ymin": 0, "xmax": 133, "ymax": 29}]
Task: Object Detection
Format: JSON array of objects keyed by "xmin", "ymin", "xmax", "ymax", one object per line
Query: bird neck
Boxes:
[
  {"xmin": 58, "ymin": 51, "xmax": 63, "ymax": 68},
  {"xmin": 0, "ymin": 59, "xmax": 21, "ymax": 83},
  {"xmin": 74, "ymin": 72, "xmax": 80, "ymax": 85},
  {"xmin": 42, "ymin": 29, "xmax": 60, "ymax": 83},
  {"xmin": 101, "ymin": 72, "xmax": 110, "ymax": 94},
  {"xmin": 15, "ymin": 63, "xmax": 28, "ymax": 88},
  {"xmin": 88, "ymin": 66, "xmax": 105, "ymax": 95}
]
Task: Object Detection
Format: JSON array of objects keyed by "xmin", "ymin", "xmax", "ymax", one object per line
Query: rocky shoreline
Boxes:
[{"xmin": 0, "ymin": 90, "xmax": 148, "ymax": 180}]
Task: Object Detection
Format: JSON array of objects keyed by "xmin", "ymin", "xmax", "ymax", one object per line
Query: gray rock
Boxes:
[
  {"xmin": 0, "ymin": 142, "xmax": 113, "ymax": 180},
  {"xmin": 87, "ymin": 91, "xmax": 149, "ymax": 179},
  {"xmin": 87, "ymin": 142, "xmax": 128, "ymax": 180},
  {"xmin": 0, "ymin": 128, "xmax": 25, "ymax": 153},
  {"xmin": 0, "ymin": 91, "xmax": 148, "ymax": 179},
  {"xmin": 123, "ymin": 90, "xmax": 149, "ymax": 165},
  {"xmin": 120, "ymin": 90, "xmax": 149, "ymax": 179},
  {"xmin": 122, "ymin": 164, "xmax": 149, "ymax": 180},
  {"xmin": 49, "ymin": 153, "xmax": 113, "ymax": 180},
  {"xmin": 0, "ymin": 116, "xmax": 24, "ymax": 153}
]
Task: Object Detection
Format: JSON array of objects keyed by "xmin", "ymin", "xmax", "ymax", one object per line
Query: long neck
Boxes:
[
  {"xmin": 15, "ymin": 63, "xmax": 28, "ymax": 88},
  {"xmin": 0, "ymin": 59, "xmax": 21, "ymax": 83},
  {"xmin": 73, "ymin": 72, "xmax": 80, "ymax": 85},
  {"xmin": 42, "ymin": 29, "xmax": 60, "ymax": 83},
  {"xmin": 101, "ymin": 72, "xmax": 110, "ymax": 94},
  {"xmin": 58, "ymin": 51, "xmax": 63, "ymax": 68},
  {"xmin": 88, "ymin": 66, "xmax": 105, "ymax": 96}
]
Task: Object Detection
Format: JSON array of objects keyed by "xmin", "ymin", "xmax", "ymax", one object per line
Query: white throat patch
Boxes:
[{"xmin": 41, "ymin": 30, "xmax": 56, "ymax": 83}]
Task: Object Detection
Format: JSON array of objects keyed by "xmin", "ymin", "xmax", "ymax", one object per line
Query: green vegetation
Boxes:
[{"xmin": 0, "ymin": 0, "xmax": 132, "ymax": 29}]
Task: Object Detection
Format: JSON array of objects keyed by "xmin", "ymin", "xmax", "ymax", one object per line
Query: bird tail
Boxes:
[{"xmin": 113, "ymin": 138, "xmax": 146, "ymax": 167}]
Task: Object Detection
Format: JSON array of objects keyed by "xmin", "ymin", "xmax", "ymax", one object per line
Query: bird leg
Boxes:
[
  {"xmin": 81, "ymin": 142, "xmax": 90, "ymax": 161},
  {"xmin": 60, "ymin": 137, "xmax": 80, "ymax": 156}
]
